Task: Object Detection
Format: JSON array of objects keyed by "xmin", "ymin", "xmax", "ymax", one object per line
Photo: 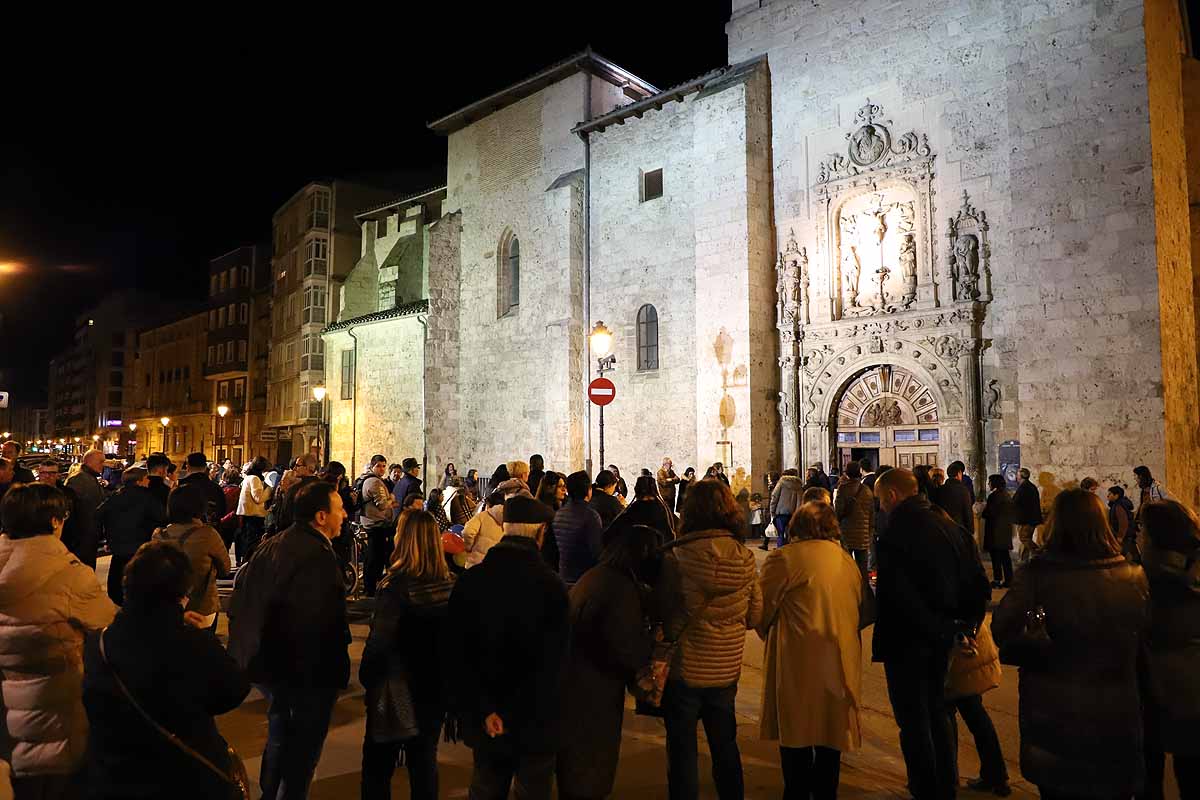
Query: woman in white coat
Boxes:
[{"xmin": 757, "ymin": 501, "xmax": 875, "ymax": 799}]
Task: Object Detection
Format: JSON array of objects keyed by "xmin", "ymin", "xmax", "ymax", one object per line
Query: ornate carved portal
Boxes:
[
  {"xmin": 833, "ymin": 366, "xmax": 944, "ymax": 471},
  {"xmin": 774, "ymin": 101, "xmax": 994, "ymax": 485}
]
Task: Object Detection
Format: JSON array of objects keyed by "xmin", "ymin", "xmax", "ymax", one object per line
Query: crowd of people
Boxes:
[{"xmin": 0, "ymin": 436, "xmax": 1196, "ymax": 800}]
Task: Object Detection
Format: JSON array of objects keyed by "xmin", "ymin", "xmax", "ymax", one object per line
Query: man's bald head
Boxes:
[
  {"xmin": 875, "ymin": 467, "xmax": 918, "ymax": 513},
  {"xmin": 82, "ymin": 450, "xmax": 104, "ymax": 472}
]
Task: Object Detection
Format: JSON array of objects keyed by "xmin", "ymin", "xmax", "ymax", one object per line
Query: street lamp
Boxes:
[
  {"xmin": 589, "ymin": 321, "xmax": 617, "ymax": 469},
  {"xmin": 216, "ymin": 405, "xmax": 229, "ymax": 463},
  {"xmin": 160, "ymin": 417, "xmax": 170, "ymax": 455},
  {"xmin": 128, "ymin": 422, "xmax": 137, "ymax": 459},
  {"xmin": 312, "ymin": 385, "xmax": 327, "ymax": 465}
]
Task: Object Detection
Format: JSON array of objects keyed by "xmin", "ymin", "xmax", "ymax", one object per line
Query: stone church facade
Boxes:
[{"xmin": 325, "ymin": 0, "xmax": 1200, "ymax": 506}]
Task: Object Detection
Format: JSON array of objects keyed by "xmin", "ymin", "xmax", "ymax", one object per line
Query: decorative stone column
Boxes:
[
  {"xmin": 957, "ymin": 338, "xmax": 984, "ymax": 490},
  {"xmin": 776, "ymin": 240, "xmax": 803, "ymax": 471}
]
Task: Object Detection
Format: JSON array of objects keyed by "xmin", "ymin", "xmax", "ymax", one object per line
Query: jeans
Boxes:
[
  {"xmin": 467, "ymin": 748, "xmax": 555, "ymax": 800},
  {"xmin": 662, "ymin": 680, "xmax": 744, "ymax": 800},
  {"xmin": 106, "ymin": 553, "xmax": 131, "ymax": 605},
  {"xmin": 988, "ymin": 549, "xmax": 1013, "ymax": 586},
  {"xmin": 361, "ymin": 719, "xmax": 442, "ymax": 800},
  {"xmin": 238, "ymin": 515, "xmax": 266, "ymax": 565},
  {"xmin": 949, "ymin": 694, "xmax": 1007, "ymax": 785},
  {"xmin": 363, "ymin": 524, "xmax": 394, "ymax": 597},
  {"xmin": 773, "ymin": 514, "xmax": 793, "ymax": 542},
  {"xmin": 884, "ymin": 648, "xmax": 956, "ymax": 800},
  {"xmin": 780, "ymin": 745, "xmax": 841, "ymax": 800},
  {"xmin": 260, "ymin": 684, "xmax": 339, "ymax": 800}
]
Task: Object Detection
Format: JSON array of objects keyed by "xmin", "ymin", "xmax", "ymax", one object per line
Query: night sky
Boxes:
[{"xmin": 0, "ymin": 4, "xmax": 731, "ymax": 402}]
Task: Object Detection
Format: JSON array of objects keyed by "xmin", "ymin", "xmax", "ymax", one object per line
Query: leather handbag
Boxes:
[
  {"xmin": 633, "ymin": 594, "xmax": 715, "ymax": 716},
  {"xmin": 99, "ymin": 629, "xmax": 249, "ymax": 800},
  {"xmin": 366, "ymin": 668, "xmax": 420, "ymax": 743},
  {"xmin": 945, "ymin": 617, "xmax": 1002, "ymax": 700},
  {"xmin": 998, "ymin": 569, "xmax": 1053, "ymax": 668}
]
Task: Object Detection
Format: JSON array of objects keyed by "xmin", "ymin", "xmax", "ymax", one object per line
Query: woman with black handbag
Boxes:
[
  {"xmin": 359, "ymin": 509, "xmax": 456, "ymax": 800},
  {"xmin": 82, "ymin": 541, "xmax": 250, "ymax": 800},
  {"xmin": 993, "ymin": 488, "xmax": 1148, "ymax": 799}
]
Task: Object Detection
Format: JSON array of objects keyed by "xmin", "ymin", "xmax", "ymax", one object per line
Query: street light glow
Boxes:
[
  {"xmin": 217, "ymin": 404, "xmax": 229, "ymax": 418},
  {"xmin": 129, "ymin": 423, "xmax": 136, "ymax": 431},
  {"xmin": 590, "ymin": 321, "xmax": 614, "ymax": 358},
  {"xmin": 312, "ymin": 385, "xmax": 327, "ymax": 402},
  {"xmin": 160, "ymin": 417, "xmax": 170, "ymax": 427}
]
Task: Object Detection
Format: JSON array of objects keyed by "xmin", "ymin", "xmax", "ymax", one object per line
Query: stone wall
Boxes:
[
  {"xmin": 424, "ymin": 212, "xmax": 463, "ymax": 480},
  {"xmin": 728, "ymin": 0, "xmax": 1171, "ymax": 494},
  {"xmin": 323, "ymin": 314, "xmax": 425, "ymax": 476}
]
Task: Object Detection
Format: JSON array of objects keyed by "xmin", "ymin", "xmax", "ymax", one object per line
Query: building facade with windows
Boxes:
[
  {"xmin": 205, "ymin": 245, "xmax": 271, "ymax": 466},
  {"xmin": 127, "ymin": 311, "xmax": 210, "ymax": 463},
  {"xmin": 322, "ymin": 3, "xmax": 1200, "ymax": 508},
  {"xmin": 264, "ymin": 180, "xmax": 394, "ymax": 466}
]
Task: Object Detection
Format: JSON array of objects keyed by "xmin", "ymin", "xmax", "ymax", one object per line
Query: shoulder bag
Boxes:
[
  {"xmin": 99, "ymin": 629, "xmax": 249, "ymax": 800},
  {"xmin": 946, "ymin": 617, "xmax": 1002, "ymax": 700},
  {"xmin": 997, "ymin": 566, "xmax": 1053, "ymax": 668},
  {"xmin": 633, "ymin": 592, "xmax": 716, "ymax": 716}
]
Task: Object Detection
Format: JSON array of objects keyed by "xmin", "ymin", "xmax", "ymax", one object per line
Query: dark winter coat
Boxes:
[
  {"xmin": 145, "ymin": 475, "xmax": 170, "ymax": 512},
  {"xmin": 1144, "ymin": 553, "xmax": 1200, "ymax": 755},
  {"xmin": 82, "ymin": 606, "xmax": 249, "ymax": 799},
  {"xmin": 1109, "ymin": 496, "xmax": 1135, "ymax": 544},
  {"xmin": 96, "ymin": 485, "xmax": 166, "ymax": 558},
  {"xmin": 603, "ymin": 498, "xmax": 676, "ymax": 547},
  {"xmin": 834, "ymin": 479, "xmax": 874, "ymax": 551},
  {"xmin": 11, "ymin": 464, "xmax": 34, "ymax": 485},
  {"xmin": 981, "ymin": 489, "xmax": 1015, "ymax": 551},
  {"xmin": 527, "ymin": 469, "xmax": 545, "ymax": 499},
  {"xmin": 448, "ymin": 535, "xmax": 569, "ymax": 755},
  {"xmin": 392, "ymin": 472, "xmax": 423, "ymax": 508},
  {"xmin": 558, "ymin": 565, "xmax": 653, "ymax": 798},
  {"xmin": 993, "ymin": 552, "xmax": 1149, "ymax": 796},
  {"xmin": 553, "ymin": 499, "xmax": 604, "ymax": 586},
  {"xmin": 228, "ymin": 523, "xmax": 350, "ymax": 689},
  {"xmin": 1013, "ymin": 479, "xmax": 1043, "ymax": 525},
  {"xmin": 933, "ymin": 479, "xmax": 974, "ymax": 535},
  {"xmin": 589, "ymin": 490, "xmax": 623, "ymax": 531},
  {"xmin": 872, "ymin": 494, "xmax": 990, "ymax": 663},
  {"xmin": 64, "ymin": 467, "xmax": 104, "ymax": 568},
  {"xmin": 174, "ymin": 472, "xmax": 227, "ymax": 527},
  {"xmin": 273, "ymin": 475, "xmax": 318, "ymax": 533},
  {"xmin": 360, "ymin": 572, "xmax": 455, "ymax": 740}
]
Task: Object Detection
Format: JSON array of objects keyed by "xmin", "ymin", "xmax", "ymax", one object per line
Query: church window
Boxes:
[
  {"xmin": 497, "ymin": 232, "xmax": 520, "ymax": 318},
  {"xmin": 636, "ymin": 304, "xmax": 659, "ymax": 371},
  {"xmin": 641, "ymin": 168, "xmax": 664, "ymax": 202},
  {"xmin": 340, "ymin": 350, "xmax": 355, "ymax": 400}
]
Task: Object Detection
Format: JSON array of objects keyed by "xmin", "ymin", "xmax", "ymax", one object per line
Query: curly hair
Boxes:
[{"xmin": 678, "ymin": 478, "xmax": 745, "ymax": 538}]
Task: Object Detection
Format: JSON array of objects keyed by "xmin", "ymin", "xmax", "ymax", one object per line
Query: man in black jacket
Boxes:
[
  {"xmin": 873, "ymin": 468, "xmax": 990, "ymax": 800},
  {"xmin": 934, "ymin": 460, "xmax": 975, "ymax": 536},
  {"xmin": 96, "ymin": 466, "xmax": 166, "ymax": 604},
  {"xmin": 229, "ymin": 481, "xmax": 350, "ymax": 800},
  {"xmin": 173, "ymin": 452, "xmax": 226, "ymax": 526},
  {"xmin": 1013, "ymin": 467, "xmax": 1043, "ymax": 564},
  {"xmin": 589, "ymin": 470, "xmax": 624, "ymax": 530},
  {"xmin": 449, "ymin": 495, "xmax": 567, "ymax": 800},
  {"xmin": 2, "ymin": 440, "xmax": 34, "ymax": 485}
]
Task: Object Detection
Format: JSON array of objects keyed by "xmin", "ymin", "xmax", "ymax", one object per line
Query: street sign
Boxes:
[
  {"xmin": 588, "ymin": 377, "xmax": 616, "ymax": 406},
  {"xmin": 259, "ymin": 430, "xmax": 277, "ymax": 441},
  {"xmin": 0, "ymin": 392, "xmax": 8, "ymax": 409}
]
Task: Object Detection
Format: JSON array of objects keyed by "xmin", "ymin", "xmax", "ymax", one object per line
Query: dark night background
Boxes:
[
  {"xmin": 4, "ymin": 1, "xmax": 1199, "ymax": 404},
  {"xmin": 0, "ymin": 3, "xmax": 731, "ymax": 402}
]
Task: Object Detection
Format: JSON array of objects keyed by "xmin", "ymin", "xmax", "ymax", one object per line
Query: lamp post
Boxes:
[
  {"xmin": 91, "ymin": 434, "xmax": 99, "ymax": 455},
  {"xmin": 128, "ymin": 423, "xmax": 137, "ymax": 459},
  {"xmin": 160, "ymin": 417, "xmax": 170, "ymax": 457},
  {"xmin": 589, "ymin": 321, "xmax": 616, "ymax": 470},
  {"xmin": 216, "ymin": 404, "xmax": 229, "ymax": 463},
  {"xmin": 312, "ymin": 385, "xmax": 327, "ymax": 466}
]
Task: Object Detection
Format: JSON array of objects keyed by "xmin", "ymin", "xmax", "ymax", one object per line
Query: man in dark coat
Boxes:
[
  {"xmin": 873, "ymin": 468, "xmax": 990, "ymax": 800},
  {"xmin": 448, "ymin": 495, "xmax": 568, "ymax": 800},
  {"xmin": 1013, "ymin": 467, "xmax": 1043, "ymax": 564},
  {"xmin": 527, "ymin": 453, "xmax": 546, "ymax": 498},
  {"xmin": 64, "ymin": 449, "xmax": 106, "ymax": 568},
  {"xmin": 554, "ymin": 471, "xmax": 604, "ymax": 587},
  {"xmin": 229, "ymin": 481, "xmax": 350, "ymax": 800},
  {"xmin": 272, "ymin": 453, "xmax": 319, "ymax": 533},
  {"xmin": 144, "ymin": 453, "xmax": 172, "ymax": 509},
  {"xmin": 391, "ymin": 457, "xmax": 422, "ymax": 509},
  {"xmin": 934, "ymin": 460, "xmax": 975, "ymax": 535},
  {"xmin": 96, "ymin": 467, "xmax": 166, "ymax": 604},
  {"xmin": 1, "ymin": 441, "xmax": 34, "ymax": 485},
  {"xmin": 173, "ymin": 452, "xmax": 226, "ymax": 527},
  {"xmin": 589, "ymin": 470, "xmax": 624, "ymax": 530}
]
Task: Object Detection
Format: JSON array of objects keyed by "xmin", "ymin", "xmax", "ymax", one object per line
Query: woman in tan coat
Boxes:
[
  {"xmin": 152, "ymin": 485, "xmax": 231, "ymax": 630},
  {"xmin": 758, "ymin": 501, "xmax": 874, "ymax": 799}
]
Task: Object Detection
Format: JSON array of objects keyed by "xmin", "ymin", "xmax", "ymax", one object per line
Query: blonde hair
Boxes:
[
  {"xmin": 507, "ymin": 460, "xmax": 530, "ymax": 482},
  {"xmin": 389, "ymin": 509, "xmax": 450, "ymax": 581},
  {"xmin": 786, "ymin": 501, "xmax": 841, "ymax": 542}
]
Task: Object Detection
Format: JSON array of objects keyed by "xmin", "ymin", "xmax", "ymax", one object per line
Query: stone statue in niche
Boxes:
[
  {"xmin": 776, "ymin": 231, "xmax": 806, "ymax": 327},
  {"xmin": 798, "ymin": 246, "xmax": 810, "ymax": 324},
  {"xmin": 843, "ymin": 246, "xmax": 863, "ymax": 309},
  {"xmin": 869, "ymin": 334, "xmax": 884, "ymax": 354},
  {"xmin": 986, "ymin": 379, "xmax": 1001, "ymax": 418},
  {"xmin": 865, "ymin": 399, "xmax": 903, "ymax": 427},
  {"xmin": 899, "ymin": 234, "xmax": 917, "ymax": 307},
  {"xmin": 778, "ymin": 391, "xmax": 792, "ymax": 423},
  {"xmin": 948, "ymin": 190, "xmax": 991, "ymax": 303}
]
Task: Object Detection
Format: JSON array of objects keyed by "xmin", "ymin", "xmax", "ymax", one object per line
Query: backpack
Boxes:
[{"xmin": 352, "ymin": 474, "xmax": 373, "ymax": 515}]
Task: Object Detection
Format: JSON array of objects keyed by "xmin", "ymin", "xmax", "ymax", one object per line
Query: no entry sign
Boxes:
[{"xmin": 588, "ymin": 377, "xmax": 616, "ymax": 406}]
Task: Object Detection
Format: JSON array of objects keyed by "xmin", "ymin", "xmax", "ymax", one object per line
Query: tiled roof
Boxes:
[
  {"xmin": 322, "ymin": 300, "xmax": 430, "ymax": 333},
  {"xmin": 356, "ymin": 186, "xmax": 448, "ymax": 219}
]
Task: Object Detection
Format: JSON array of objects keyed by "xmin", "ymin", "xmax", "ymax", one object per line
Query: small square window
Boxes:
[
  {"xmin": 860, "ymin": 432, "xmax": 882, "ymax": 443},
  {"xmin": 641, "ymin": 168, "xmax": 663, "ymax": 202},
  {"xmin": 837, "ymin": 432, "xmax": 857, "ymax": 443},
  {"xmin": 894, "ymin": 430, "xmax": 916, "ymax": 442},
  {"xmin": 918, "ymin": 429, "xmax": 940, "ymax": 442}
]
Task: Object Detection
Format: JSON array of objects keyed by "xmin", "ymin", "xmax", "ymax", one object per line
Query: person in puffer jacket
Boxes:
[
  {"xmin": 656, "ymin": 478, "xmax": 762, "ymax": 800},
  {"xmin": 0, "ymin": 483, "xmax": 116, "ymax": 797},
  {"xmin": 461, "ymin": 492, "xmax": 505, "ymax": 569}
]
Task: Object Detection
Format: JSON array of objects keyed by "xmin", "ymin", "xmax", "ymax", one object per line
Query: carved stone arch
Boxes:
[{"xmin": 815, "ymin": 349, "xmax": 955, "ymax": 432}]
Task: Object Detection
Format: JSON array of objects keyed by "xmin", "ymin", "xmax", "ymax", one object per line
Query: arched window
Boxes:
[
  {"xmin": 498, "ymin": 232, "xmax": 520, "ymax": 317},
  {"xmin": 637, "ymin": 304, "xmax": 659, "ymax": 371}
]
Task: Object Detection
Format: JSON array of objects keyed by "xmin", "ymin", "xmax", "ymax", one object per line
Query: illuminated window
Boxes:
[
  {"xmin": 895, "ymin": 430, "xmax": 916, "ymax": 442},
  {"xmin": 918, "ymin": 429, "xmax": 940, "ymax": 442}
]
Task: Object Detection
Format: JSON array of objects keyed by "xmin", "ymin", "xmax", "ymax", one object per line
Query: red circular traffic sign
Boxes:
[{"xmin": 588, "ymin": 377, "xmax": 616, "ymax": 406}]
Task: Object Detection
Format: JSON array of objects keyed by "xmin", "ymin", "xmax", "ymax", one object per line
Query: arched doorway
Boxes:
[{"xmin": 833, "ymin": 365, "xmax": 941, "ymax": 472}]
